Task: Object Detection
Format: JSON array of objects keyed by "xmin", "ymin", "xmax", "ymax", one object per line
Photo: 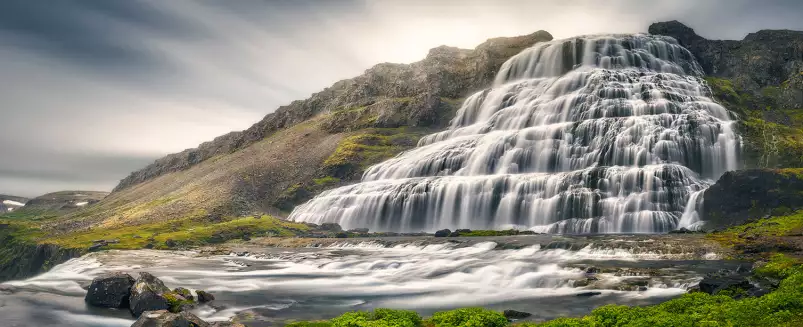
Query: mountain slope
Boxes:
[{"xmin": 43, "ymin": 30, "xmax": 554, "ymax": 234}]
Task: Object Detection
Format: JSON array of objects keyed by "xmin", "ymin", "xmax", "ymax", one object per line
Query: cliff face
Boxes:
[
  {"xmin": 650, "ymin": 21, "xmax": 803, "ymax": 168},
  {"xmin": 113, "ymin": 31, "xmax": 554, "ymax": 193},
  {"xmin": 702, "ymin": 169, "xmax": 803, "ymax": 230}
]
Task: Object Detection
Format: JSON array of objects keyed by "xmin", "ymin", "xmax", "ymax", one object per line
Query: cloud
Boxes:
[{"xmin": 1, "ymin": 0, "xmax": 802, "ymax": 197}]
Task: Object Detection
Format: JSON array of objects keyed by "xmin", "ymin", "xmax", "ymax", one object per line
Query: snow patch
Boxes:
[{"xmin": 2, "ymin": 200, "xmax": 24, "ymax": 207}]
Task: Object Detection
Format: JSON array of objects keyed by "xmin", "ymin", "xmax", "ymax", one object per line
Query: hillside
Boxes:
[
  {"xmin": 37, "ymin": 30, "xmax": 554, "ymax": 234},
  {"xmin": 2, "ymin": 191, "xmax": 107, "ymax": 220},
  {"xmin": 0, "ymin": 194, "xmax": 28, "ymax": 213}
]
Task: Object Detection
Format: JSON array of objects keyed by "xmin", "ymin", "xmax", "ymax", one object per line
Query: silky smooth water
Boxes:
[
  {"xmin": 290, "ymin": 34, "xmax": 740, "ymax": 233},
  {"xmin": 0, "ymin": 236, "xmax": 740, "ymax": 326}
]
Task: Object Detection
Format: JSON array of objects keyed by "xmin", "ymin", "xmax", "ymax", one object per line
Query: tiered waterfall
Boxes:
[{"xmin": 290, "ymin": 34, "xmax": 740, "ymax": 233}]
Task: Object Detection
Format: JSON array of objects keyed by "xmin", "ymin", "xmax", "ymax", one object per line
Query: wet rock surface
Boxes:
[
  {"xmin": 84, "ymin": 272, "xmax": 135, "ymax": 308},
  {"xmin": 701, "ymin": 169, "xmax": 803, "ymax": 230},
  {"xmin": 130, "ymin": 310, "xmax": 210, "ymax": 327}
]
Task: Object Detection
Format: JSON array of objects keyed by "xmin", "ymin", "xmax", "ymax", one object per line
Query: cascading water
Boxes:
[{"xmin": 290, "ymin": 34, "xmax": 740, "ymax": 233}]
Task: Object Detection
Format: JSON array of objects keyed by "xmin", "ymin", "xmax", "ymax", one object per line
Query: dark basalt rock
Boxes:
[
  {"xmin": 434, "ymin": 229, "xmax": 451, "ymax": 237},
  {"xmin": 503, "ymin": 310, "xmax": 532, "ymax": 320},
  {"xmin": 130, "ymin": 272, "xmax": 172, "ymax": 317},
  {"xmin": 173, "ymin": 287, "xmax": 194, "ymax": 301},
  {"xmin": 576, "ymin": 291, "xmax": 602, "ymax": 297},
  {"xmin": 85, "ymin": 272, "xmax": 136, "ymax": 308},
  {"xmin": 319, "ymin": 223, "xmax": 343, "ymax": 232},
  {"xmin": 130, "ymin": 310, "xmax": 210, "ymax": 327},
  {"xmin": 196, "ymin": 290, "xmax": 215, "ymax": 303},
  {"xmin": 701, "ymin": 169, "xmax": 803, "ymax": 229}
]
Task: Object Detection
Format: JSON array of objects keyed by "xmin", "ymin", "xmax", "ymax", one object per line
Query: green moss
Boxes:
[
  {"xmin": 323, "ymin": 128, "xmax": 429, "ymax": 178},
  {"xmin": 707, "ymin": 210, "xmax": 803, "ymax": 251},
  {"xmin": 45, "ymin": 215, "xmax": 310, "ymax": 250},
  {"xmin": 313, "ymin": 176, "xmax": 341, "ymax": 186},
  {"xmin": 163, "ymin": 291, "xmax": 195, "ymax": 313}
]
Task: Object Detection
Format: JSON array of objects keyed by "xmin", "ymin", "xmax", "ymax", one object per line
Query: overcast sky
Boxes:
[{"xmin": 2, "ymin": 0, "xmax": 803, "ymax": 197}]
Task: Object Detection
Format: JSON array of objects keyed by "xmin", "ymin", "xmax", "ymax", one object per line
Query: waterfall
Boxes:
[{"xmin": 290, "ymin": 34, "xmax": 740, "ymax": 233}]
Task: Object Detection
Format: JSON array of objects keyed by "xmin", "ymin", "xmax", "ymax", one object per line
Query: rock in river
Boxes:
[
  {"xmin": 85, "ymin": 272, "xmax": 136, "ymax": 308},
  {"xmin": 130, "ymin": 310, "xmax": 210, "ymax": 327},
  {"xmin": 130, "ymin": 272, "xmax": 172, "ymax": 317}
]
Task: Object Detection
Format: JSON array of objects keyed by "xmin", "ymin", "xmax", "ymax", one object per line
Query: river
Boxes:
[{"xmin": 0, "ymin": 235, "xmax": 743, "ymax": 326}]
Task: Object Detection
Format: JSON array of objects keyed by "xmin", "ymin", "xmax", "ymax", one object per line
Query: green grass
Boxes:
[
  {"xmin": 285, "ymin": 256, "xmax": 803, "ymax": 327},
  {"xmin": 313, "ymin": 176, "xmax": 341, "ymax": 186},
  {"xmin": 707, "ymin": 210, "xmax": 803, "ymax": 250},
  {"xmin": 321, "ymin": 127, "xmax": 430, "ymax": 180},
  {"xmin": 45, "ymin": 215, "xmax": 310, "ymax": 250}
]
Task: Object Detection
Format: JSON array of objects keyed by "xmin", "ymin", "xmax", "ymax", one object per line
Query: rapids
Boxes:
[
  {"xmin": 290, "ymin": 34, "xmax": 740, "ymax": 233},
  {"xmin": 0, "ymin": 236, "xmax": 742, "ymax": 326}
]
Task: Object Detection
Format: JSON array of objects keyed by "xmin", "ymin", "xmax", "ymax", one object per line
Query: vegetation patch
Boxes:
[
  {"xmin": 323, "ymin": 127, "xmax": 429, "ymax": 179},
  {"xmin": 45, "ymin": 215, "xmax": 310, "ymax": 250},
  {"xmin": 707, "ymin": 210, "xmax": 803, "ymax": 256},
  {"xmin": 705, "ymin": 77, "xmax": 803, "ymax": 168}
]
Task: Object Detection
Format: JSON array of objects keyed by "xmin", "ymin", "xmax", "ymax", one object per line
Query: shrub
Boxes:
[
  {"xmin": 428, "ymin": 308, "xmax": 507, "ymax": 327},
  {"xmin": 331, "ymin": 309, "xmax": 422, "ymax": 327}
]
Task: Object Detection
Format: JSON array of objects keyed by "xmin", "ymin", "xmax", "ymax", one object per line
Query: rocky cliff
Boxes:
[
  {"xmin": 702, "ymin": 169, "xmax": 803, "ymax": 230},
  {"xmin": 650, "ymin": 21, "xmax": 803, "ymax": 168}
]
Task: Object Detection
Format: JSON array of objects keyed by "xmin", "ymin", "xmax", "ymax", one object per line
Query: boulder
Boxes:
[
  {"xmin": 130, "ymin": 310, "xmax": 210, "ymax": 327},
  {"xmin": 196, "ymin": 290, "xmax": 215, "ymax": 303},
  {"xmin": 85, "ymin": 272, "xmax": 136, "ymax": 308},
  {"xmin": 319, "ymin": 223, "xmax": 342, "ymax": 232},
  {"xmin": 576, "ymin": 291, "xmax": 602, "ymax": 297},
  {"xmin": 173, "ymin": 287, "xmax": 194, "ymax": 301},
  {"xmin": 698, "ymin": 274, "xmax": 752, "ymax": 295},
  {"xmin": 503, "ymin": 310, "xmax": 532, "ymax": 320},
  {"xmin": 130, "ymin": 272, "xmax": 172, "ymax": 317},
  {"xmin": 434, "ymin": 229, "xmax": 451, "ymax": 237}
]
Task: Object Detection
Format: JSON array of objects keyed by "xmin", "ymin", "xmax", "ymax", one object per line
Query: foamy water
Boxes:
[{"xmin": 0, "ymin": 239, "xmax": 740, "ymax": 326}]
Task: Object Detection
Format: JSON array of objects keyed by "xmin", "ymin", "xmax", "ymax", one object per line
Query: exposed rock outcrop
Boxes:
[
  {"xmin": 701, "ymin": 169, "xmax": 803, "ymax": 230},
  {"xmin": 0, "ymin": 241, "xmax": 81, "ymax": 282},
  {"xmin": 650, "ymin": 20, "xmax": 803, "ymax": 97},
  {"xmin": 85, "ymin": 272, "xmax": 136, "ymax": 308},
  {"xmin": 130, "ymin": 310, "xmax": 210, "ymax": 327}
]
